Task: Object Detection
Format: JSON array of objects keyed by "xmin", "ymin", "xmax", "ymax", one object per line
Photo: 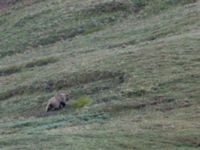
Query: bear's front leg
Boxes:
[{"xmin": 59, "ymin": 101, "xmax": 66, "ymax": 109}]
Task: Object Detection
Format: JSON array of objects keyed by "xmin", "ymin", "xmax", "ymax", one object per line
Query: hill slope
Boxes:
[{"xmin": 0, "ymin": 0, "xmax": 200, "ymax": 149}]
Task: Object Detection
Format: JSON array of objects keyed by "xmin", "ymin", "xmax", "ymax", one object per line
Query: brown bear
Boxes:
[{"xmin": 46, "ymin": 92, "xmax": 70, "ymax": 112}]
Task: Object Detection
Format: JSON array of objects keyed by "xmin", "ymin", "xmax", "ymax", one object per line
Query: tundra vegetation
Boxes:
[{"xmin": 0, "ymin": 0, "xmax": 200, "ymax": 149}]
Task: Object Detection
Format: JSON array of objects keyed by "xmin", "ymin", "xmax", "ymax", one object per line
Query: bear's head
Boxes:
[{"xmin": 59, "ymin": 92, "xmax": 70, "ymax": 102}]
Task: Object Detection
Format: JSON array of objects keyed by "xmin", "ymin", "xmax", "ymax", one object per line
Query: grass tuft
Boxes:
[{"xmin": 71, "ymin": 95, "xmax": 92, "ymax": 108}]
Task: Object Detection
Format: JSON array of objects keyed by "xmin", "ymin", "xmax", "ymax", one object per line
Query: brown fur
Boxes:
[{"xmin": 46, "ymin": 92, "xmax": 70, "ymax": 112}]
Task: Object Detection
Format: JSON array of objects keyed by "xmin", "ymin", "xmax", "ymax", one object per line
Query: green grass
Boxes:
[{"xmin": 0, "ymin": 0, "xmax": 200, "ymax": 149}]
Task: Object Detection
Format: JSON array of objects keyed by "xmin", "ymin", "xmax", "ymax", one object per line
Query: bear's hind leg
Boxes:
[{"xmin": 47, "ymin": 104, "xmax": 53, "ymax": 112}]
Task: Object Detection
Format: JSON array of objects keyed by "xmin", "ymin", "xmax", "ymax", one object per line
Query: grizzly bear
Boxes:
[{"xmin": 46, "ymin": 92, "xmax": 70, "ymax": 112}]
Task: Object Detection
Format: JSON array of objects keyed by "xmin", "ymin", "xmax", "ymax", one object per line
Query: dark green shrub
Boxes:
[
  {"xmin": 0, "ymin": 56, "xmax": 58, "ymax": 77},
  {"xmin": 0, "ymin": 65, "xmax": 21, "ymax": 76},
  {"xmin": 24, "ymin": 56, "xmax": 58, "ymax": 68},
  {"xmin": 131, "ymin": 0, "xmax": 146, "ymax": 9}
]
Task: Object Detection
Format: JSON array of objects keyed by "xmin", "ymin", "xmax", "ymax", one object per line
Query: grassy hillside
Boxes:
[{"xmin": 0, "ymin": 0, "xmax": 200, "ymax": 149}]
